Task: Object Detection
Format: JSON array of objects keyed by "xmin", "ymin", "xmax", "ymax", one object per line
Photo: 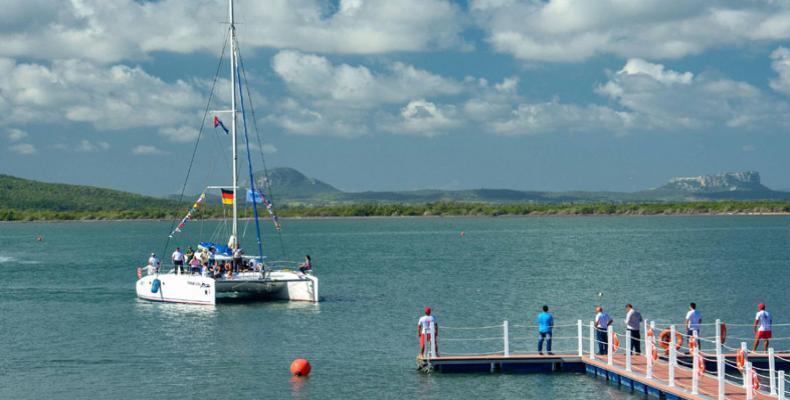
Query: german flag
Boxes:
[{"xmin": 221, "ymin": 189, "xmax": 234, "ymax": 205}]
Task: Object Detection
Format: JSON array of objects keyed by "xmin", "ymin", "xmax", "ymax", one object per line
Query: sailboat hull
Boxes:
[{"xmin": 135, "ymin": 271, "xmax": 318, "ymax": 305}]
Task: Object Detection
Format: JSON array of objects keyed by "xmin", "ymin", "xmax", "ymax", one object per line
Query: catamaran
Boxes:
[{"xmin": 135, "ymin": 0, "xmax": 318, "ymax": 305}]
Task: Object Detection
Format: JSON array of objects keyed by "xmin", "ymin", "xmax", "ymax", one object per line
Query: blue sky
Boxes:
[{"xmin": 2, "ymin": 0, "xmax": 790, "ymax": 195}]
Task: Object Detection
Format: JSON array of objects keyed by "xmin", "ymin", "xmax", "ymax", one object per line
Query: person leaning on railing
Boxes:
[
  {"xmin": 595, "ymin": 306, "xmax": 613, "ymax": 355},
  {"xmin": 624, "ymin": 304, "xmax": 643, "ymax": 355}
]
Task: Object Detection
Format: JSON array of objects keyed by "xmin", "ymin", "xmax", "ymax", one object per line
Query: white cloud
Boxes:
[
  {"xmin": 770, "ymin": 47, "xmax": 790, "ymax": 95},
  {"xmin": 383, "ymin": 100, "xmax": 460, "ymax": 137},
  {"xmin": 272, "ymin": 50, "xmax": 462, "ymax": 105},
  {"xmin": 9, "ymin": 142, "xmax": 36, "ymax": 155},
  {"xmin": 471, "ymin": 1, "xmax": 790, "ymax": 62},
  {"xmin": 159, "ymin": 126, "xmax": 199, "ymax": 143},
  {"xmin": 75, "ymin": 140, "xmax": 110, "ymax": 152},
  {"xmin": 597, "ymin": 59, "xmax": 788, "ymax": 131},
  {"xmin": 5, "ymin": 128, "xmax": 28, "ymax": 141},
  {"xmin": 488, "ymin": 100, "xmax": 635, "ymax": 136},
  {"xmin": 0, "ymin": 0, "xmax": 464, "ymax": 63},
  {"xmin": 132, "ymin": 145, "xmax": 169, "ymax": 156},
  {"xmin": 0, "ymin": 58, "xmax": 204, "ymax": 130}
]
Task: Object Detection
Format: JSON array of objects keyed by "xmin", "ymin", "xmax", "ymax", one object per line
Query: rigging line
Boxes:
[
  {"xmin": 237, "ymin": 49, "xmax": 287, "ymax": 258},
  {"xmin": 235, "ymin": 57, "xmax": 264, "ymax": 262},
  {"xmin": 161, "ymin": 27, "xmax": 230, "ymax": 258}
]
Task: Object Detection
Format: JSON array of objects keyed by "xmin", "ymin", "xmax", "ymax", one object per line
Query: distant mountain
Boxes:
[
  {"xmin": 639, "ymin": 171, "xmax": 790, "ymax": 201},
  {"xmin": 249, "ymin": 167, "xmax": 342, "ymax": 201}
]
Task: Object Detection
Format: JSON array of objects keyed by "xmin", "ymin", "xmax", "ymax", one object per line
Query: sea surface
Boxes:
[{"xmin": 0, "ymin": 216, "xmax": 788, "ymax": 399}]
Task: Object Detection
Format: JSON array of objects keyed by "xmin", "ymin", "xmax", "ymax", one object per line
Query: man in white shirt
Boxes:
[
  {"xmin": 752, "ymin": 303, "xmax": 773, "ymax": 352},
  {"xmin": 418, "ymin": 307, "xmax": 439, "ymax": 357},
  {"xmin": 147, "ymin": 253, "xmax": 160, "ymax": 275},
  {"xmin": 171, "ymin": 247, "xmax": 185, "ymax": 274},
  {"xmin": 624, "ymin": 304, "xmax": 644, "ymax": 355},
  {"xmin": 595, "ymin": 306, "xmax": 613, "ymax": 355},
  {"xmin": 685, "ymin": 302, "xmax": 702, "ymax": 352}
]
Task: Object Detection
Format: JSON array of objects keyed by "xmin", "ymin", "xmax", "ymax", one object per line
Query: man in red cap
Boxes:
[
  {"xmin": 418, "ymin": 307, "xmax": 439, "ymax": 357},
  {"xmin": 753, "ymin": 303, "xmax": 773, "ymax": 352}
]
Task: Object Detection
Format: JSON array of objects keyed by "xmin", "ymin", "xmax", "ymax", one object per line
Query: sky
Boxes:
[{"xmin": 2, "ymin": 0, "xmax": 790, "ymax": 196}]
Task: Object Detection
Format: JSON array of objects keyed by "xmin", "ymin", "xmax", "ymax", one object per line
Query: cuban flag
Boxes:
[{"xmin": 213, "ymin": 116, "xmax": 229, "ymax": 134}]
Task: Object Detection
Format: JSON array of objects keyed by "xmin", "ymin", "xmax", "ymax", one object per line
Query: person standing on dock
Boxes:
[
  {"xmin": 752, "ymin": 303, "xmax": 773, "ymax": 352},
  {"xmin": 537, "ymin": 305, "xmax": 554, "ymax": 355},
  {"xmin": 418, "ymin": 307, "xmax": 439, "ymax": 357},
  {"xmin": 685, "ymin": 302, "xmax": 702, "ymax": 352},
  {"xmin": 624, "ymin": 304, "xmax": 643, "ymax": 355},
  {"xmin": 595, "ymin": 307, "xmax": 613, "ymax": 355}
]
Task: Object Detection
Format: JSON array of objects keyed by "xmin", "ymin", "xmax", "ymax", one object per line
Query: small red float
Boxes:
[{"xmin": 290, "ymin": 358, "xmax": 311, "ymax": 377}]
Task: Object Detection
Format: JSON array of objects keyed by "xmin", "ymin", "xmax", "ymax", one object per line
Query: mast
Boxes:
[{"xmin": 229, "ymin": 0, "xmax": 238, "ymax": 246}]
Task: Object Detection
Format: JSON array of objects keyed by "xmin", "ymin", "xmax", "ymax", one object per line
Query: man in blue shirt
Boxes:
[{"xmin": 537, "ymin": 305, "xmax": 554, "ymax": 355}]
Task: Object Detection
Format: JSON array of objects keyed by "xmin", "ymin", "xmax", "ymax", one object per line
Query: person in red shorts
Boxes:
[
  {"xmin": 752, "ymin": 303, "xmax": 773, "ymax": 352},
  {"xmin": 418, "ymin": 307, "xmax": 439, "ymax": 357}
]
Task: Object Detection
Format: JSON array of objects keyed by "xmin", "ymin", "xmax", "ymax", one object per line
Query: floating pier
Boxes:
[{"xmin": 417, "ymin": 319, "xmax": 790, "ymax": 400}]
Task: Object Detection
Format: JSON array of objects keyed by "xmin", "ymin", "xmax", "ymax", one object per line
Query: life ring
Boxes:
[
  {"xmin": 651, "ymin": 346, "xmax": 658, "ymax": 361},
  {"xmin": 697, "ymin": 355, "xmax": 705, "ymax": 376},
  {"xmin": 658, "ymin": 329, "xmax": 683, "ymax": 354},
  {"xmin": 720, "ymin": 323, "xmax": 727, "ymax": 345},
  {"xmin": 136, "ymin": 267, "xmax": 142, "ymax": 279},
  {"xmin": 688, "ymin": 335, "xmax": 697, "ymax": 351},
  {"xmin": 612, "ymin": 333, "xmax": 620, "ymax": 352},
  {"xmin": 736, "ymin": 349, "xmax": 745, "ymax": 371},
  {"xmin": 751, "ymin": 369, "xmax": 760, "ymax": 391},
  {"xmin": 646, "ymin": 328, "xmax": 654, "ymax": 338}
]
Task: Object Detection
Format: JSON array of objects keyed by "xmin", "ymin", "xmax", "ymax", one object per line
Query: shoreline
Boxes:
[{"xmin": 3, "ymin": 210, "xmax": 790, "ymax": 223}]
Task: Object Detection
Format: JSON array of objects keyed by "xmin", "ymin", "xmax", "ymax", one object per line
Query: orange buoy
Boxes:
[
  {"xmin": 720, "ymin": 323, "xmax": 727, "ymax": 344},
  {"xmin": 611, "ymin": 333, "xmax": 620, "ymax": 353},
  {"xmin": 736, "ymin": 349, "xmax": 745, "ymax": 371},
  {"xmin": 290, "ymin": 358, "xmax": 311, "ymax": 377}
]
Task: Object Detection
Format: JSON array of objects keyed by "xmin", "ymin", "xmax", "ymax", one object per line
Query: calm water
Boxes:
[{"xmin": 0, "ymin": 216, "xmax": 788, "ymax": 399}]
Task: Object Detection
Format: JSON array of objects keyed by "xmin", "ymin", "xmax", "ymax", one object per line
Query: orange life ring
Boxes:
[
  {"xmin": 736, "ymin": 349, "xmax": 745, "ymax": 371},
  {"xmin": 697, "ymin": 355, "xmax": 705, "ymax": 376},
  {"xmin": 720, "ymin": 323, "xmax": 727, "ymax": 345},
  {"xmin": 688, "ymin": 335, "xmax": 697, "ymax": 351},
  {"xmin": 651, "ymin": 346, "xmax": 658, "ymax": 361},
  {"xmin": 647, "ymin": 328, "xmax": 654, "ymax": 338},
  {"xmin": 751, "ymin": 369, "xmax": 760, "ymax": 391},
  {"xmin": 658, "ymin": 329, "xmax": 683, "ymax": 354},
  {"xmin": 612, "ymin": 333, "xmax": 620, "ymax": 352}
]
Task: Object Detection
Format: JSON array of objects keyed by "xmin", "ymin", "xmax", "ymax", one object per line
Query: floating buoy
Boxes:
[
  {"xmin": 290, "ymin": 358, "xmax": 311, "ymax": 377},
  {"xmin": 460, "ymin": 231, "xmax": 465, "ymax": 237},
  {"xmin": 151, "ymin": 278, "xmax": 161, "ymax": 293}
]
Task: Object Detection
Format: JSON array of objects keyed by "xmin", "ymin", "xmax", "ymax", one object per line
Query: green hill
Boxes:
[{"xmin": 0, "ymin": 174, "xmax": 182, "ymax": 220}]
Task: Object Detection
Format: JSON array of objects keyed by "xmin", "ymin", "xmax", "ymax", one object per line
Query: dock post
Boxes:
[
  {"xmin": 769, "ymin": 347, "xmax": 776, "ymax": 395},
  {"xmin": 429, "ymin": 322, "xmax": 437, "ymax": 360},
  {"xmin": 646, "ymin": 321, "xmax": 655, "ymax": 378},
  {"xmin": 741, "ymin": 342, "xmax": 749, "ymax": 389},
  {"xmin": 607, "ymin": 325, "xmax": 614, "ymax": 366},
  {"xmin": 626, "ymin": 329, "xmax": 632, "ymax": 372},
  {"xmin": 692, "ymin": 332, "xmax": 699, "ymax": 395},
  {"xmin": 577, "ymin": 320, "xmax": 583, "ymax": 357},
  {"xmin": 778, "ymin": 370, "xmax": 785, "ymax": 400},
  {"xmin": 745, "ymin": 361, "xmax": 753, "ymax": 400},
  {"xmin": 669, "ymin": 325, "xmax": 676, "ymax": 387},
  {"xmin": 715, "ymin": 319, "xmax": 724, "ymax": 400},
  {"xmin": 589, "ymin": 321, "xmax": 595, "ymax": 360},
  {"xmin": 503, "ymin": 320, "xmax": 509, "ymax": 357}
]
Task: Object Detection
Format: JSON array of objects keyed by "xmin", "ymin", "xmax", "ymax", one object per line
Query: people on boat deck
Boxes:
[
  {"xmin": 212, "ymin": 264, "xmax": 221, "ymax": 279},
  {"xmin": 753, "ymin": 303, "xmax": 773, "ymax": 352},
  {"xmin": 172, "ymin": 247, "xmax": 185, "ymax": 274},
  {"xmin": 594, "ymin": 306, "xmax": 613, "ymax": 355},
  {"xmin": 418, "ymin": 307, "xmax": 439, "ymax": 357},
  {"xmin": 624, "ymin": 304, "xmax": 643, "ymax": 355},
  {"xmin": 185, "ymin": 246, "xmax": 195, "ymax": 264},
  {"xmin": 232, "ymin": 247, "xmax": 243, "ymax": 272},
  {"xmin": 685, "ymin": 302, "xmax": 702, "ymax": 353},
  {"xmin": 189, "ymin": 255, "xmax": 201, "ymax": 274},
  {"xmin": 198, "ymin": 249, "xmax": 209, "ymax": 267},
  {"xmin": 200, "ymin": 263, "xmax": 208, "ymax": 277},
  {"xmin": 147, "ymin": 253, "xmax": 160, "ymax": 275},
  {"xmin": 299, "ymin": 255, "xmax": 312, "ymax": 273},
  {"xmin": 537, "ymin": 305, "xmax": 554, "ymax": 355}
]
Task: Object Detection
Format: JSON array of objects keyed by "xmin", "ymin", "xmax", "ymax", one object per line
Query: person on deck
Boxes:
[
  {"xmin": 189, "ymin": 254, "xmax": 201, "ymax": 274},
  {"xmin": 537, "ymin": 305, "xmax": 554, "ymax": 355},
  {"xmin": 418, "ymin": 307, "xmax": 439, "ymax": 357},
  {"xmin": 171, "ymin": 247, "xmax": 185, "ymax": 274},
  {"xmin": 299, "ymin": 255, "xmax": 312, "ymax": 274},
  {"xmin": 685, "ymin": 303, "xmax": 702, "ymax": 353},
  {"xmin": 753, "ymin": 303, "xmax": 773, "ymax": 352},
  {"xmin": 232, "ymin": 247, "xmax": 243, "ymax": 273},
  {"xmin": 185, "ymin": 246, "xmax": 195, "ymax": 264},
  {"xmin": 147, "ymin": 253, "xmax": 160, "ymax": 275},
  {"xmin": 595, "ymin": 306, "xmax": 613, "ymax": 355},
  {"xmin": 198, "ymin": 249, "xmax": 209, "ymax": 267},
  {"xmin": 624, "ymin": 304, "xmax": 643, "ymax": 355}
]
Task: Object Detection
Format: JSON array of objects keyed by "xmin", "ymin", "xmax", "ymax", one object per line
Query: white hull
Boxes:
[{"xmin": 136, "ymin": 271, "xmax": 318, "ymax": 305}]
